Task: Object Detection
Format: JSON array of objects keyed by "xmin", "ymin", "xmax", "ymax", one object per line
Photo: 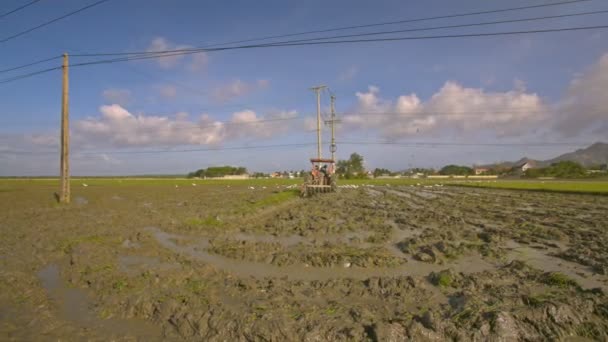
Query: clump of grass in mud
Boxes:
[
  {"xmin": 184, "ymin": 216, "xmax": 224, "ymax": 229},
  {"xmin": 574, "ymin": 322, "xmax": 604, "ymax": 340},
  {"xmin": 57, "ymin": 235, "xmax": 109, "ymax": 254},
  {"xmin": 542, "ymin": 272, "xmax": 579, "ymax": 288},
  {"xmin": 517, "ymin": 222, "xmax": 564, "ymax": 241},
  {"xmin": 112, "ymin": 279, "xmax": 128, "ymax": 291},
  {"xmin": 437, "ymin": 274, "xmax": 453, "ymax": 287},
  {"xmin": 522, "ymin": 292, "xmax": 556, "ymax": 308},
  {"xmin": 250, "ymin": 190, "xmax": 299, "ymax": 208},
  {"xmin": 185, "ymin": 278, "xmax": 207, "ymax": 295},
  {"xmin": 81, "ymin": 263, "xmax": 114, "ymax": 276},
  {"xmin": 430, "ymin": 270, "xmax": 456, "ymax": 288}
]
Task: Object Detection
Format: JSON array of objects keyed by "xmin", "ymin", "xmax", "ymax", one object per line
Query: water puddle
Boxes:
[
  {"xmin": 365, "ymin": 188, "xmax": 384, "ymax": 197},
  {"xmin": 118, "ymin": 255, "xmax": 181, "ymax": 276},
  {"xmin": 382, "ymin": 189, "xmax": 424, "ymax": 209},
  {"xmin": 74, "ymin": 196, "xmax": 88, "ymax": 205},
  {"xmin": 409, "ymin": 190, "xmax": 438, "ymax": 200},
  {"xmin": 144, "ymin": 227, "xmax": 496, "ymax": 281},
  {"xmin": 383, "ymin": 188, "xmax": 414, "ymax": 200},
  {"xmin": 38, "ymin": 264, "xmax": 161, "ymax": 339},
  {"xmin": 504, "ymin": 240, "xmax": 608, "ymax": 291},
  {"xmin": 229, "ymin": 230, "xmax": 373, "ymax": 247}
]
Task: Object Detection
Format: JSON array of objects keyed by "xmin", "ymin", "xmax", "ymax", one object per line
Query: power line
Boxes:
[
  {"xmin": 237, "ymin": 9, "xmax": 608, "ymax": 47},
  {"xmin": 64, "ymin": 45, "xmax": 268, "ymax": 114},
  {"xmin": 66, "ymin": 24, "xmax": 608, "ymax": 69},
  {"xmin": 4, "ymin": 140, "xmax": 594, "ymax": 156},
  {"xmin": 339, "ymin": 141, "xmax": 592, "ymax": 147},
  {"xmin": 0, "ymin": 55, "xmax": 61, "ymax": 74},
  {"xmin": 4, "ymin": 24, "xmax": 608, "ymax": 85},
  {"xmin": 0, "ymin": 107, "xmax": 568, "ymax": 127},
  {"xmin": 246, "ymin": 24, "xmax": 608, "ymax": 49},
  {"xmin": 5, "ymin": 142, "xmax": 317, "ymax": 155},
  {"xmin": 71, "ymin": 0, "xmax": 593, "ymax": 57},
  {"xmin": 77, "ymin": 115, "xmax": 304, "ymax": 132},
  {"xmin": 5, "ymin": 9, "xmax": 605, "ymax": 77},
  {"xmin": 0, "ymin": 0, "xmax": 43, "ymax": 19},
  {"xmin": 340, "ymin": 110, "xmax": 549, "ymax": 117},
  {"xmin": 0, "ymin": 0, "xmax": 113, "ymax": 44},
  {"xmin": 0, "ymin": 65, "xmax": 60, "ymax": 84}
]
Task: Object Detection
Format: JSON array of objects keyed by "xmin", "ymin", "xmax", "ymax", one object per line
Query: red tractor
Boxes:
[{"xmin": 301, "ymin": 158, "xmax": 337, "ymax": 197}]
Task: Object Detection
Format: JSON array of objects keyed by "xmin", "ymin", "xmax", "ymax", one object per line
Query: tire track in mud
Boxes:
[
  {"xmin": 14, "ymin": 184, "xmax": 608, "ymax": 341},
  {"xmin": 142, "ymin": 226, "xmax": 497, "ymax": 281},
  {"xmin": 433, "ymin": 186, "xmax": 608, "ymax": 281}
]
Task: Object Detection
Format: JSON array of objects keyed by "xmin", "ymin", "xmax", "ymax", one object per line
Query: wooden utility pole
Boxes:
[
  {"xmin": 325, "ymin": 94, "xmax": 341, "ymax": 162},
  {"xmin": 310, "ymin": 85, "xmax": 326, "ymax": 159},
  {"xmin": 59, "ymin": 53, "xmax": 70, "ymax": 203}
]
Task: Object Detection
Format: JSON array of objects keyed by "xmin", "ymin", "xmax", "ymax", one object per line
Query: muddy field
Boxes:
[{"xmin": 1, "ymin": 180, "xmax": 608, "ymax": 341}]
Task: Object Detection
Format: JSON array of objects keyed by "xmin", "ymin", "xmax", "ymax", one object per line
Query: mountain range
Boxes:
[{"xmin": 484, "ymin": 142, "xmax": 608, "ymax": 169}]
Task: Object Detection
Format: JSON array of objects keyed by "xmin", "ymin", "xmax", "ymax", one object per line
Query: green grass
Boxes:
[
  {"xmin": 452, "ymin": 179, "xmax": 608, "ymax": 195},
  {"xmin": 2, "ymin": 177, "xmax": 607, "ymax": 194},
  {"xmin": 542, "ymin": 272, "xmax": 579, "ymax": 288},
  {"xmin": 436, "ymin": 273, "xmax": 453, "ymax": 287},
  {"xmin": 184, "ymin": 216, "xmax": 224, "ymax": 228},
  {"xmin": 57, "ymin": 234, "xmax": 109, "ymax": 254},
  {"xmin": 185, "ymin": 278, "xmax": 207, "ymax": 295},
  {"xmin": 250, "ymin": 189, "xmax": 300, "ymax": 208},
  {"xmin": 522, "ymin": 292, "xmax": 557, "ymax": 307}
]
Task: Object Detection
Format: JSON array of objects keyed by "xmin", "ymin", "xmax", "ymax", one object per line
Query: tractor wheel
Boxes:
[{"xmin": 330, "ymin": 178, "xmax": 337, "ymax": 192}]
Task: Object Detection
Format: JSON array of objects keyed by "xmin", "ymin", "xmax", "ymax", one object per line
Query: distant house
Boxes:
[
  {"xmin": 474, "ymin": 167, "xmax": 489, "ymax": 175},
  {"xmin": 515, "ymin": 161, "xmax": 536, "ymax": 172},
  {"xmin": 221, "ymin": 174, "xmax": 250, "ymax": 180}
]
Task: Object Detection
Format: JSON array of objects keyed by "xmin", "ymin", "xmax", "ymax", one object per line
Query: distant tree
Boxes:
[
  {"xmin": 373, "ymin": 168, "xmax": 393, "ymax": 177},
  {"xmin": 186, "ymin": 166, "xmax": 248, "ymax": 178},
  {"xmin": 525, "ymin": 161, "xmax": 587, "ymax": 178},
  {"xmin": 408, "ymin": 168, "xmax": 436, "ymax": 175},
  {"xmin": 336, "ymin": 153, "xmax": 368, "ymax": 179},
  {"xmin": 439, "ymin": 165, "xmax": 473, "ymax": 176}
]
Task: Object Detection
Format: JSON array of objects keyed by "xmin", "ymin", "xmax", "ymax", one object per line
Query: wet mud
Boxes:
[{"xmin": 1, "ymin": 182, "xmax": 608, "ymax": 340}]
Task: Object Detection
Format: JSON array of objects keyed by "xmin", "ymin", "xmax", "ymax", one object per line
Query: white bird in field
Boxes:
[
  {"xmin": 192, "ymin": 183, "xmax": 196, "ymax": 186},
  {"xmin": 175, "ymin": 185, "xmax": 179, "ymax": 188},
  {"xmin": 82, "ymin": 183, "xmax": 88, "ymax": 187}
]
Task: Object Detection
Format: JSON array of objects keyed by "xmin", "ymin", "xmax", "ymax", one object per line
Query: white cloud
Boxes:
[
  {"xmin": 343, "ymin": 81, "xmax": 547, "ymax": 139},
  {"xmin": 227, "ymin": 109, "xmax": 297, "ymax": 139},
  {"xmin": 102, "ymin": 88, "xmax": 132, "ymax": 105},
  {"xmin": 72, "ymin": 104, "xmax": 296, "ymax": 148},
  {"xmin": 146, "ymin": 37, "xmax": 208, "ymax": 70},
  {"xmin": 211, "ymin": 79, "xmax": 269, "ymax": 103},
  {"xmin": 74, "ymin": 104, "xmax": 224, "ymax": 147},
  {"xmin": 554, "ymin": 53, "xmax": 608, "ymax": 138}
]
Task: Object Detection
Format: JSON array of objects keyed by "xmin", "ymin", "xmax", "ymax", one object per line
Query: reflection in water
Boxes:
[
  {"xmin": 38, "ymin": 264, "xmax": 161, "ymax": 339},
  {"xmin": 505, "ymin": 240, "xmax": 607, "ymax": 291}
]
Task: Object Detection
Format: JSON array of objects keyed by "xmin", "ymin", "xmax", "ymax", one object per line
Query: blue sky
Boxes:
[{"xmin": 1, "ymin": 0, "xmax": 607, "ymax": 175}]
